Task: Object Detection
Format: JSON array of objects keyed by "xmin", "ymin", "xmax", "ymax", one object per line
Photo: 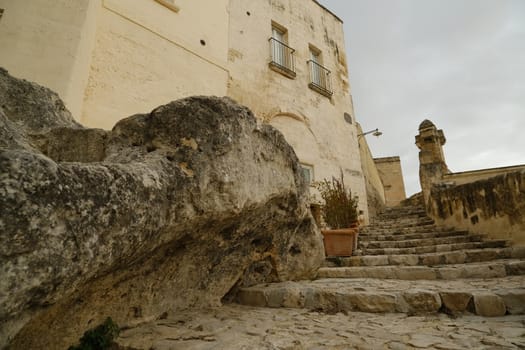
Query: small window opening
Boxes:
[
  {"xmin": 0, "ymin": 9, "xmax": 4, "ymax": 20},
  {"xmin": 246, "ymin": 11, "xmax": 251, "ymax": 16},
  {"xmin": 300, "ymin": 164, "xmax": 314, "ymax": 185},
  {"xmin": 344, "ymin": 112, "xmax": 352, "ymax": 124},
  {"xmin": 200, "ymin": 39, "xmax": 206, "ymax": 46}
]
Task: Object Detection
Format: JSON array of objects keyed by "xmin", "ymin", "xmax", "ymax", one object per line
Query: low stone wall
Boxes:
[
  {"xmin": 357, "ymin": 124, "xmax": 386, "ymax": 219},
  {"xmin": 442, "ymin": 164, "xmax": 525, "ymax": 186},
  {"xmin": 428, "ymin": 170, "xmax": 525, "ymax": 246}
]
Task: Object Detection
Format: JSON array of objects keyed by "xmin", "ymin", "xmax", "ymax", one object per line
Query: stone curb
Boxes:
[
  {"xmin": 237, "ymin": 281, "xmax": 525, "ymax": 316},
  {"xmin": 335, "ymin": 247, "xmax": 525, "ymax": 267},
  {"xmin": 357, "ymin": 240, "xmax": 508, "ymax": 256},
  {"xmin": 318, "ymin": 260, "xmax": 525, "ymax": 280},
  {"xmin": 359, "ymin": 233, "xmax": 484, "ymax": 248},
  {"xmin": 358, "ymin": 230, "xmax": 470, "ymax": 242}
]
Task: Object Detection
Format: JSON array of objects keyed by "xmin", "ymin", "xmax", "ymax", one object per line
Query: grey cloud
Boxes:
[{"xmin": 319, "ymin": 0, "xmax": 525, "ymax": 195}]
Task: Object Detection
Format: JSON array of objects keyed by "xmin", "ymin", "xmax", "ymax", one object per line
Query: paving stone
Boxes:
[
  {"xmin": 340, "ymin": 292, "xmax": 398, "ymax": 313},
  {"xmin": 470, "ymin": 293, "xmax": 507, "ymax": 317},
  {"xmin": 237, "ymin": 288, "xmax": 266, "ymax": 307},
  {"xmin": 498, "ymin": 326, "xmax": 525, "ymax": 338},
  {"xmin": 465, "ymin": 249, "xmax": 499, "ymax": 262},
  {"xmin": 440, "ymin": 292, "xmax": 472, "ymax": 313},
  {"xmin": 496, "ymin": 289, "xmax": 525, "ymax": 314},
  {"xmin": 505, "ymin": 260, "xmax": 525, "ymax": 275},
  {"xmin": 434, "ymin": 342, "xmax": 465, "ymax": 350},
  {"xmin": 388, "ymin": 341, "xmax": 411, "ymax": 350},
  {"xmin": 481, "ymin": 335, "xmax": 517, "ymax": 348},
  {"xmin": 388, "ymin": 255, "xmax": 419, "ymax": 266},
  {"xmin": 419, "ymin": 254, "xmax": 445, "ymax": 266},
  {"xmin": 394, "ymin": 266, "xmax": 437, "ymax": 280},
  {"xmin": 266, "ymin": 287, "xmax": 285, "ymax": 308},
  {"xmin": 462, "ymin": 263, "xmax": 507, "ymax": 278},
  {"xmin": 401, "ymin": 290, "xmax": 442, "ymax": 313},
  {"xmin": 282, "ymin": 286, "xmax": 306, "ymax": 308},
  {"xmin": 443, "ymin": 251, "xmax": 467, "ymax": 264},
  {"xmin": 408, "ymin": 334, "xmax": 444, "ymax": 348},
  {"xmin": 510, "ymin": 246, "xmax": 525, "ymax": 258},
  {"xmin": 361, "ymin": 255, "xmax": 390, "ymax": 266},
  {"xmin": 436, "ymin": 267, "xmax": 464, "ymax": 279}
]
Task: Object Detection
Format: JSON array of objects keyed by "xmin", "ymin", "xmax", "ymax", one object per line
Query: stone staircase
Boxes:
[{"xmin": 236, "ymin": 205, "xmax": 525, "ymax": 316}]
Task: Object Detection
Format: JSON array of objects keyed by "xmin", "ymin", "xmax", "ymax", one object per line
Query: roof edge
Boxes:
[{"xmin": 312, "ymin": 0, "xmax": 343, "ymax": 23}]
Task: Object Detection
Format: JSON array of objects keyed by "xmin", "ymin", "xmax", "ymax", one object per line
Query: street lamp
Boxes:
[{"xmin": 358, "ymin": 128, "xmax": 382, "ymax": 138}]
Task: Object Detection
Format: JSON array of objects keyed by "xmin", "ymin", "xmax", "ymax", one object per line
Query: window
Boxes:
[
  {"xmin": 0, "ymin": 9, "xmax": 4, "ymax": 20},
  {"xmin": 269, "ymin": 23, "xmax": 296, "ymax": 78},
  {"xmin": 300, "ymin": 164, "xmax": 314, "ymax": 185},
  {"xmin": 154, "ymin": 0, "xmax": 179, "ymax": 13},
  {"xmin": 308, "ymin": 46, "xmax": 333, "ymax": 97},
  {"xmin": 310, "ymin": 48, "xmax": 322, "ymax": 86}
]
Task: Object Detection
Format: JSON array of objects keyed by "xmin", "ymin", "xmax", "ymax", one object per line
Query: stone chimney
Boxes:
[{"xmin": 415, "ymin": 119, "xmax": 450, "ymax": 203}]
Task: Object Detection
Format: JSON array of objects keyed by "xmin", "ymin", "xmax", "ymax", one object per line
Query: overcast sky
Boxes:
[{"xmin": 318, "ymin": 0, "xmax": 525, "ymax": 196}]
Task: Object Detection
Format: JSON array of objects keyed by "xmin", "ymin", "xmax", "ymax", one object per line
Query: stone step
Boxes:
[
  {"xmin": 328, "ymin": 247, "xmax": 525, "ymax": 267},
  {"xmin": 359, "ymin": 233, "xmax": 484, "ymax": 249},
  {"xmin": 378, "ymin": 214, "xmax": 428, "ymax": 221},
  {"xmin": 370, "ymin": 216, "xmax": 434, "ymax": 226},
  {"xmin": 358, "ymin": 229, "xmax": 470, "ymax": 242},
  {"xmin": 356, "ymin": 240, "xmax": 509, "ymax": 256},
  {"xmin": 379, "ymin": 209, "xmax": 427, "ymax": 217},
  {"xmin": 236, "ymin": 276, "xmax": 525, "ymax": 316},
  {"xmin": 378, "ymin": 207, "xmax": 427, "ymax": 218},
  {"xmin": 360, "ymin": 224, "xmax": 444, "ymax": 235},
  {"xmin": 318, "ymin": 259, "xmax": 525, "ymax": 280},
  {"xmin": 367, "ymin": 220, "xmax": 435, "ymax": 229}
]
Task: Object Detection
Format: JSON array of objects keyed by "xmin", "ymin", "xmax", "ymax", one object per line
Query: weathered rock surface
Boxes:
[{"xmin": 0, "ymin": 69, "xmax": 324, "ymax": 349}]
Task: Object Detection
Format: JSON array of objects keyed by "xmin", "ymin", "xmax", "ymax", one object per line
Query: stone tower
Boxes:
[{"xmin": 415, "ymin": 119, "xmax": 450, "ymax": 203}]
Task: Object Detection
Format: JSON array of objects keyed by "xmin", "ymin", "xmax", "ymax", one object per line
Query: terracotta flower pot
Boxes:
[{"xmin": 321, "ymin": 226, "xmax": 359, "ymax": 257}]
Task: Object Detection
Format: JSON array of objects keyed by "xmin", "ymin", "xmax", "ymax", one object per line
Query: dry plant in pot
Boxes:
[{"xmin": 317, "ymin": 174, "xmax": 359, "ymax": 257}]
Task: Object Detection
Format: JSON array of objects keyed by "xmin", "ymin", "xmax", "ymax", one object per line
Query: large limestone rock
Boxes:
[{"xmin": 0, "ymin": 68, "xmax": 324, "ymax": 349}]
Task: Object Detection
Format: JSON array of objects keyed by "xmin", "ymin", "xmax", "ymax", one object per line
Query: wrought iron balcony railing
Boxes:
[
  {"xmin": 269, "ymin": 37, "xmax": 296, "ymax": 78},
  {"xmin": 308, "ymin": 60, "xmax": 333, "ymax": 97}
]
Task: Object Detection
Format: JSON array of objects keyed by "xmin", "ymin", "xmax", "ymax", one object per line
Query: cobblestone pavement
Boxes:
[{"xmin": 116, "ymin": 304, "xmax": 525, "ymax": 349}]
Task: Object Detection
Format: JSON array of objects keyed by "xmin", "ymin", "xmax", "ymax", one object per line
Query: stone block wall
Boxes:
[
  {"xmin": 428, "ymin": 170, "xmax": 525, "ymax": 246},
  {"xmin": 358, "ymin": 124, "xmax": 386, "ymax": 217},
  {"xmin": 374, "ymin": 156, "xmax": 407, "ymax": 207}
]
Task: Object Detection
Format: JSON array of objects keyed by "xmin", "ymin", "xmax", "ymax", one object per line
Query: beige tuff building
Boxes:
[
  {"xmin": 227, "ymin": 0, "xmax": 367, "ymax": 213},
  {"xmin": 373, "ymin": 156, "xmax": 407, "ymax": 207},
  {"xmin": 0, "ymin": 0, "xmax": 390, "ymax": 220}
]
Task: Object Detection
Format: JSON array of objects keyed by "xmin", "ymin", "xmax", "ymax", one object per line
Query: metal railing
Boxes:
[
  {"xmin": 269, "ymin": 38, "xmax": 296, "ymax": 76},
  {"xmin": 308, "ymin": 60, "xmax": 332, "ymax": 96}
]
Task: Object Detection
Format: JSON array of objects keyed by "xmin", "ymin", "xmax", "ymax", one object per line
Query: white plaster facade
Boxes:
[{"xmin": 0, "ymin": 0, "xmax": 370, "ymax": 220}]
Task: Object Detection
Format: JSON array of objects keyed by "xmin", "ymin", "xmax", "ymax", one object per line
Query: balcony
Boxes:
[
  {"xmin": 308, "ymin": 60, "xmax": 333, "ymax": 97},
  {"xmin": 269, "ymin": 38, "xmax": 296, "ymax": 79}
]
